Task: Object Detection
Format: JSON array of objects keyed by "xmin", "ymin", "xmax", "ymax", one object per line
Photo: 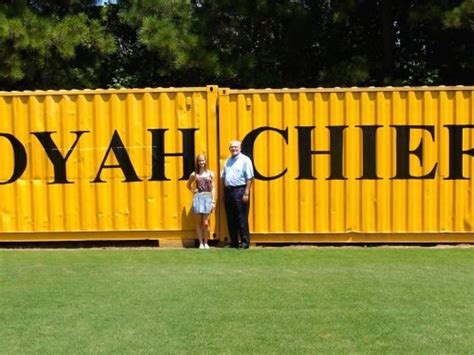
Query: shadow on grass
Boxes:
[{"xmin": 0, "ymin": 240, "xmax": 472, "ymax": 249}]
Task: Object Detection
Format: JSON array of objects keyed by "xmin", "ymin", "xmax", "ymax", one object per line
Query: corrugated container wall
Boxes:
[
  {"xmin": 0, "ymin": 87, "xmax": 219, "ymax": 241},
  {"xmin": 217, "ymin": 87, "xmax": 474, "ymax": 243},
  {"xmin": 1, "ymin": 85, "xmax": 473, "ymax": 243}
]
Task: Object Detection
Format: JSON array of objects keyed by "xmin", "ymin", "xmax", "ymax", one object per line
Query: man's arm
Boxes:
[{"xmin": 242, "ymin": 178, "xmax": 253, "ymax": 204}]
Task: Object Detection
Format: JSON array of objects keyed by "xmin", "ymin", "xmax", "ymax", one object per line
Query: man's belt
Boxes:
[{"xmin": 225, "ymin": 185, "xmax": 246, "ymax": 190}]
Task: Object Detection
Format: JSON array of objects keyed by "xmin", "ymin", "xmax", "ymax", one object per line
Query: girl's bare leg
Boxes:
[
  {"xmin": 202, "ymin": 214, "xmax": 210, "ymax": 247},
  {"xmin": 195, "ymin": 215, "xmax": 204, "ymax": 247}
]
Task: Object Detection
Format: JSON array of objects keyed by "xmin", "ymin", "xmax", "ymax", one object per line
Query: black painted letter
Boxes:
[
  {"xmin": 391, "ymin": 125, "xmax": 437, "ymax": 179},
  {"xmin": 92, "ymin": 130, "xmax": 142, "ymax": 183},
  {"xmin": 356, "ymin": 125, "xmax": 382, "ymax": 180},
  {"xmin": 148, "ymin": 128, "xmax": 197, "ymax": 181},
  {"xmin": 241, "ymin": 126, "xmax": 288, "ymax": 180},
  {"xmin": 32, "ymin": 130, "xmax": 89, "ymax": 184},
  {"xmin": 0, "ymin": 133, "xmax": 27, "ymax": 184},
  {"xmin": 296, "ymin": 126, "xmax": 347, "ymax": 180},
  {"xmin": 445, "ymin": 125, "xmax": 474, "ymax": 180}
]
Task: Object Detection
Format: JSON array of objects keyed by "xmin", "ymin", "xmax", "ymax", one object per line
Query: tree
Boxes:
[
  {"xmin": 317, "ymin": 0, "xmax": 473, "ymax": 86},
  {"xmin": 101, "ymin": 0, "xmax": 218, "ymax": 87},
  {"xmin": 0, "ymin": 0, "xmax": 472, "ymax": 90},
  {"xmin": 0, "ymin": 0, "xmax": 115, "ymax": 90},
  {"xmin": 194, "ymin": 0, "xmax": 334, "ymax": 87}
]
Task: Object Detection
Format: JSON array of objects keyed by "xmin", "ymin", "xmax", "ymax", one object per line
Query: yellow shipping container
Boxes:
[
  {"xmin": 0, "ymin": 86, "xmax": 219, "ymax": 242},
  {"xmin": 217, "ymin": 86, "xmax": 474, "ymax": 243},
  {"xmin": 1, "ymin": 85, "xmax": 473, "ymax": 243}
]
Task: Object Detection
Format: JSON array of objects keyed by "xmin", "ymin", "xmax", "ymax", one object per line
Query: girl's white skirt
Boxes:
[{"xmin": 192, "ymin": 192, "xmax": 213, "ymax": 214}]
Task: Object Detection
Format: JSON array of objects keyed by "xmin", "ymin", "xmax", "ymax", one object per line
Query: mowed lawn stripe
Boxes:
[{"xmin": 1, "ymin": 248, "xmax": 473, "ymax": 353}]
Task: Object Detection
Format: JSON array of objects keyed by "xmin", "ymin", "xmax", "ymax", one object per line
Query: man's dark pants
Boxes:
[{"xmin": 224, "ymin": 186, "xmax": 250, "ymax": 248}]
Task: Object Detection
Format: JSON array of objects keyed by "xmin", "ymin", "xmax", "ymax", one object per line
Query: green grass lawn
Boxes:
[{"xmin": 1, "ymin": 247, "xmax": 473, "ymax": 354}]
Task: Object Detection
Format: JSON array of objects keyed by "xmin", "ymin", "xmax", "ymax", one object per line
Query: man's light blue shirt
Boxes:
[{"xmin": 221, "ymin": 153, "xmax": 254, "ymax": 187}]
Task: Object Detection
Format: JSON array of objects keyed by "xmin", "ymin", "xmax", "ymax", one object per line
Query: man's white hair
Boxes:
[{"xmin": 229, "ymin": 140, "xmax": 241, "ymax": 147}]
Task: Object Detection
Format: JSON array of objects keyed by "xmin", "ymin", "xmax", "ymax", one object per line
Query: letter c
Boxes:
[{"xmin": 242, "ymin": 127, "xmax": 289, "ymax": 180}]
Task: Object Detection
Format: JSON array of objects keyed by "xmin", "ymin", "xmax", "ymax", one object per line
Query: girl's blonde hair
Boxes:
[{"xmin": 195, "ymin": 154, "xmax": 208, "ymax": 174}]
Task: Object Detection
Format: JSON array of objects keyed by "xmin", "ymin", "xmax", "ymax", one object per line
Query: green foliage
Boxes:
[
  {"xmin": 404, "ymin": 0, "xmax": 474, "ymax": 85},
  {"xmin": 100, "ymin": 0, "xmax": 219, "ymax": 88},
  {"xmin": 0, "ymin": 0, "xmax": 472, "ymax": 90},
  {"xmin": 443, "ymin": 0, "xmax": 474, "ymax": 29},
  {"xmin": 119, "ymin": 0, "xmax": 197, "ymax": 69},
  {"xmin": 0, "ymin": 2, "xmax": 115, "ymax": 90}
]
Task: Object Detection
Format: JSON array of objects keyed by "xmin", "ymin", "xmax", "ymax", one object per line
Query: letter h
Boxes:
[
  {"xmin": 148, "ymin": 128, "xmax": 197, "ymax": 181},
  {"xmin": 296, "ymin": 126, "xmax": 347, "ymax": 180}
]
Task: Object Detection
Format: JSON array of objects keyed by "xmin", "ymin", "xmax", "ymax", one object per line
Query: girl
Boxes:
[{"xmin": 186, "ymin": 154, "xmax": 215, "ymax": 249}]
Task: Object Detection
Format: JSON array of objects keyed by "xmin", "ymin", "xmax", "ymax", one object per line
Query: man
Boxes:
[{"xmin": 221, "ymin": 140, "xmax": 254, "ymax": 249}]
